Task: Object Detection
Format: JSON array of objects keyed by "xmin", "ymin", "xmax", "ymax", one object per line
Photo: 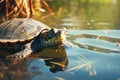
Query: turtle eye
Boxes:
[
  {"xmin": 51, "ymin": 30, "xmax": 55, "ymax": 34},
  {"xmin": 51, "ymin": 28, "xmax": 56, "ymax": 34}
]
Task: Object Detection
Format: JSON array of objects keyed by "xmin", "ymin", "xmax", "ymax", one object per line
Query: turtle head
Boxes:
[{"xmin": 40, "ymin": 28, "xmax": 66, "ymax": 47}]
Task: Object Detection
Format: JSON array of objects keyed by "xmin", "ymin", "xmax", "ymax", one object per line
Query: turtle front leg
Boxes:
[{"xmin": 5, "ymin": 43, "xmax": 32, "ymax": 64}]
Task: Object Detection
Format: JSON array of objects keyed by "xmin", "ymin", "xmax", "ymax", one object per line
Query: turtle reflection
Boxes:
[
  {"xmin": 30, "ymin": 46, "xmax": 68, "ymax": 73},
  {"xmin": 0, "ymin": 46, "xmax": 68, "ymax": 80}
]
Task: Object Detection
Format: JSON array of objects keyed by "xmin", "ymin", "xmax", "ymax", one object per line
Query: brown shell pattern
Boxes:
[{"xmin": 0, "ymin": 18, "xmax": 50, "ymax": 45}]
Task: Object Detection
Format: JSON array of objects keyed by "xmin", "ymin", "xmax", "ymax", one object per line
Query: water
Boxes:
[{"xmin": 0, "ymin": 0, "xmax": 120, "ymax": 80}]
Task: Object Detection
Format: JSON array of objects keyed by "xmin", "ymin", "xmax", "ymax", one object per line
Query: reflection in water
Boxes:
[
  {"xmin": 0, "ymin": 46, "xmax": 68, "ymax": 80},
  {"xmin": 29, "ymin": 46, "xmax": 68, "ymax": 73}
]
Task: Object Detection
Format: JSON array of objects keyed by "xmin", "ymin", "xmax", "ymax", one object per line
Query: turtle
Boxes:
[{"xmin": 0, "ymin": 18, "xmax": 66, "ymax": 62}]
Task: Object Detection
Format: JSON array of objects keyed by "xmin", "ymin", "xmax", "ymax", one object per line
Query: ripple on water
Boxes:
[{"xmin": 67, "ymin": 29, "xmax": 120, "ymax": 54}]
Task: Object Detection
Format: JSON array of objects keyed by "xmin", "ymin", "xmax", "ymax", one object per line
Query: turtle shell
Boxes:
[{"xmin": 0, "ymin": 18, "xmax": 50, "ymax": 49}]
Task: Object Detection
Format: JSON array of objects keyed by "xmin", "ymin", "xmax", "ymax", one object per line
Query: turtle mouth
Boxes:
[
  {"xmin": 42, "ymin": 28, "xmax": 66, "ymax": 47},
  {"xmin": 57, "ymin": 29, "xmax": 66, "ymax": 44}
]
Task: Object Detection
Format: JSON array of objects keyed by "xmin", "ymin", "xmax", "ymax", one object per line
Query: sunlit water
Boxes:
[{"xmin": 0, "ymin": 0, "xmax": 120, "ymax": 80}]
